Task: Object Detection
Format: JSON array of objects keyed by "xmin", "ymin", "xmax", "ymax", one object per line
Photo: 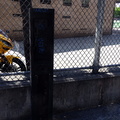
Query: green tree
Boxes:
[{"xmin": 114, "ymin": 7, "xmax": 120, "ymax": 18}]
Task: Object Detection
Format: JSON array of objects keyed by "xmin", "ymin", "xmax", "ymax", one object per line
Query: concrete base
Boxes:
[
  {"xmin": 0, "ymin": 72, "xmax": 120, "ymax": 119},
  {"xmin": 53, "ymin": 72, "xmax": 120, "ymax": 113},
  {"xmin": 0, "ymin": 87, "xmax": 31, "ymax": 120}
]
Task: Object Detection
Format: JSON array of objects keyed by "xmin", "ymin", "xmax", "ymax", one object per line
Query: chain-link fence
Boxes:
[
  {"xmin": 0, "ymin": 0, "xmax": 31, "ymax": 82},
  {"xmin": 0, "ymin": 0, "xmax": 120, "ymax": 81}
]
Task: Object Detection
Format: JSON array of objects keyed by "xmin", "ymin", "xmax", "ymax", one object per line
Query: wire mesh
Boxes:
[
  {"xmin": 0, "ymin": 0, "xmax": 119, "ymax": 81},
  {"xmin": 0, "ymin": 0, "xmax": 30, "ymax": 82}
]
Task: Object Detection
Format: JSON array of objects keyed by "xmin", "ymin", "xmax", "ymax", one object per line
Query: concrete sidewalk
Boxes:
[
  {"xmin": 54, "ymin": 103, "xmax": 120, "ymax": 120},
  {"xmin": 54, "ymin": 34, "xmax": 120, "ymax": 70},
  {"xmin": 11, "ymin": 34, "xmax": 120, "ymax": 71}
]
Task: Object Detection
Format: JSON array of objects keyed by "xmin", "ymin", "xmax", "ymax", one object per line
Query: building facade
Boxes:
[{"xmin": 0, "ymin": 0, "xmax": 116, "ymax": 40}]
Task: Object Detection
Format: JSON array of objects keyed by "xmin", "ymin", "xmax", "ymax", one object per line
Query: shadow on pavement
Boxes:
[{"xmin": 54, "ymin": 103, "xmax": 120, "ymax": 120}]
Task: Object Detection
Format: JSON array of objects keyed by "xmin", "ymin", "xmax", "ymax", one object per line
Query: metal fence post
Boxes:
[
  {"xmin": 20, "ymin": 0, "xmax": 32, "ymax": 71},
  {"xmin": 30, "ymin": 8, "xmax": 54, "ymax": 120},
  {"xmin": 92, "ymin": 0, "xmax": 106, "ymax": 73}
]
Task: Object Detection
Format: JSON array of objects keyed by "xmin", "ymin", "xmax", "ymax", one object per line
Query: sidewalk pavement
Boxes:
[
  {"xmin": 54, "ymin": 34, "xmax": 120, "ymax": 70},
  {"xmin": 54, "ymin": 103, "xmax": 120, "ymax": 120},
  {"xmin": 12, "ymin": 33, "xmax": 120, "ymax": 70}
]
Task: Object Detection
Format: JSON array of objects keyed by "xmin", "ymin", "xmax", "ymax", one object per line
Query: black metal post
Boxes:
[
  {"xmin": 20, "ymin": 0, "xmax": 32, "ymax": 71},
  {"xmin": 30, "ymin": 8, "xmax": 54, "ymax": 120}
]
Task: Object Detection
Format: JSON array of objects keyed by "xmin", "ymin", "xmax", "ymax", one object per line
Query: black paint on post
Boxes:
[{"xmin": 30, "ymin": 8, "xmax": 54, "ymax": 120}]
